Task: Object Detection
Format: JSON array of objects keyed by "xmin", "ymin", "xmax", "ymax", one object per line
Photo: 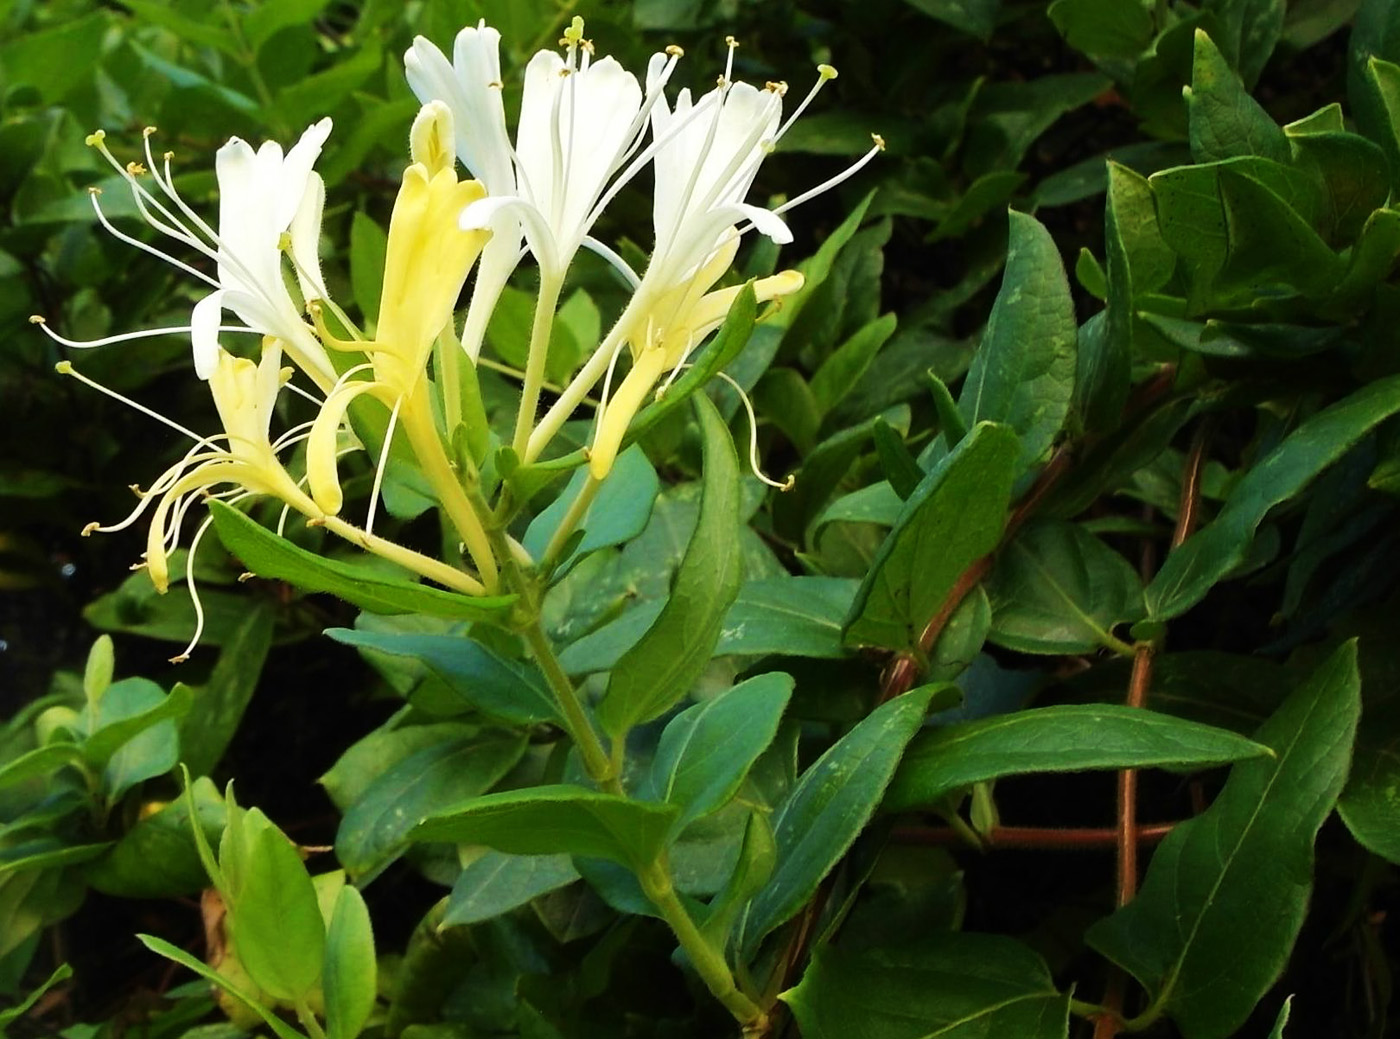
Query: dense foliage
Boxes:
[{"xmin": 3, "ymin": 1, "xmax": 1399, "ymax": 1038}]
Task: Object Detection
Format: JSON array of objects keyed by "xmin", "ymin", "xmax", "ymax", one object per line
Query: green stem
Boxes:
[
  {"xmin": 513, "ymin": 273, "xmax": 565, "ymax": 457},
  {"xmin": 539, "ymin": 474, "xmax": 601, "ymax": 572},
  {"xmin": 521, "ymin": 616, "xmax": 620, "ymax": 794},
  {"xmin": 435, "ymin": 331, "xmax": 462, "ymax": 437},
  {"xmin": 638, "ymin": 859, "xmax": 768, "ymax": 1032},
  {"xmin": 1070, "ymin": 998, "xmax": 1118, "ymax": 1021},
  {"xmin": 294, "ymin": 999, "xmax": 327, "ymax": 1039}
]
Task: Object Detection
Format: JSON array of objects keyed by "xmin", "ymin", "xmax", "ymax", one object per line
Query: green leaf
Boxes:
[
  {"xmin": 1186, "ymin": 30, "xmax": 1289, "ymax": 163},
  {"xmin": 1086, "ymin": 642, "xmax": 1361, "ymax": 1038},
  {"xmin": 0, "ymin": 963, "xmax": 73, "ymax": 1032},
  {"xmin": 701, "ymin": 811, "xmax": 776, "ymax": 949},
  {"xmin": 783, "ymin": 934, "xmax": 1071, "ymax": 1039},
  {"xmin": 0, "ymin": 12, "xmax": 113, "ymax": 101},
  {"xmin": 349, "ymin": 211, "xmax": 388, "ymax": 326},
  {"xmin": 209, "ymin": 502, "xmax": 515, "ymax": 621},
  {"xmin": 737, "ymin": 686, "xmax": 943, "ymax": 953},
  {"xmin": 0, "ymin": 744, "xmax": 83, "ymax": 793},
  {"xmin": 1148, "ymin": 375, "xmax": 1400, "ymax": 619},
  {"xmin": 114, "ymin": 0, "xmax": 240, "ymax": 54},
  {"xmin": 810, "ymin": 315, "xmax": 899, "ymax": 417},
  {"xmin": 958, "ymin": 211, "xmax": 1077, "ymax": 472},
  {"xmin": 1269, "ymin": 995, "xmax": 1294, "ymax": 1038},
  {"xmin": 243, "ymin": 0, "xmax": 332, "ymax": 51},
  {"xmin": 85, "ymin": 679, "xmax": 187, "ymax": 802},
  {"xmin": 1204, "ymin": 0, "xmax": 1285, "ymax": 85},
  {"xmin": 411, "ymin": 785, "xmax": 680, "ymax": 870},
  {"xmin": 336, "ymin": 731, "xmax": 526, "ymax": 882},
  {"xmin": 86, "ymin": 777, "xmax": 226, "ymax": 898},
  {"xmin": 137, "ymin": 935, "xmax": 306, "ymax": 1039},
  {"xmin": 224, "ymin": 810, "xmax": 326, "ymax": 1003},
  {"xmin": 1049, "ymin": 0, "xmax": 1154, "ymax": 60},
  {"xmin": 844, "ymin": 423, "xmax": 1019, "ymax": 652},
  {"xmin": 179, "ymin": 604, "xmax": 275, "ymax": 777},
  {"xmin": 987, "ymin": 521, "xmax": 1144, "ymax": 654},
  {"xmin": 325, "ymin": 628, "xmax": 557, "ymax": 726},
  {"xmin": 274, "ymin": 40, "xmax": 383, "ymax": 128},
  {"xmin": 644, "ymin": 673, "xmax": 793, "ymax": 833},
  {"xmin": 598, "ymin": 394, "xmax": 743, "ymax": 736},
  {"xmin": 872, "ymin": 418, "xmax": 924, "ymax": 499},
  {"xmin": 522, "ymin": 446, "xmax": 660, "ymax": 576},
  {"xmin": 82, "ymin": 635, "xmax": 114, "ymax": 707},
  {"xmin": 902, "ymin": 0, "xmax": 1001, "ymax": 37},
  {"xmin": 1337, "ymin": 701, "xmax": 1400, "ymax": 862},
  {"xmin": 323, "ymin": 884, "xmax": 376, "ymax": 1039},
  {"xmin": 884, "ymin": 705, "xmax": 1271, "ymax": 814},
  {"xmin": 443, "ymin": 851, "xmax": 580, "ymax": 926}
]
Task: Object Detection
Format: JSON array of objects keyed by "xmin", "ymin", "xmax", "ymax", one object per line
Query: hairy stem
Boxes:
[{"xmin": 513, "ymin": 273, "xmax": 565, "ymax": 456}]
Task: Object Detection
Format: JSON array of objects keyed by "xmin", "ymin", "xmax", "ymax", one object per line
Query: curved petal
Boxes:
[
  {"xmin": 289, "ymin": 171, "xmax": 328, "ymax": 302},
  {"xmin": 307, "ymin": 381, "xmax": 383, "ymax": 516},
  {"xmin": 590, "ymin": 348, "xmax": 668, "ymax": 481},
  {"xmin": 555, "ymin": 55, "xmax": 642, "ymax": 247},
  {"xmin": 190, "ymin": 290, "xmax": 226, "ymax": 380},
  {"xmin": 405, "ymin": 31, "xmax": 514, "ymax": 193},
  {"xmin": 460, "ymin": 194, "xmax": 560, "ymax": 275},
  {"xmin": 516, "ymin": 49, "xmax": 566, "ymax": 216},
  {"xmin": 275, "ymin": 118, "xmax": 332, "ymax": 230}
]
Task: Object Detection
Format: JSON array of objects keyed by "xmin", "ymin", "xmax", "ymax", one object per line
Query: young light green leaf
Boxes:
[
  {"xmin": 644, "ymin": 672, "xmax": 793, "ymax": 833},
  {"xmin": 884, "ymin": 705, "xmax": 1271, "ymax": 814},
  {"xmin": 209, "ymin": 502, "xmax": 515, "ymax": 621},
  {"xmin": 443, "ymin": 851, "xmax": 580, "ymax": 927},
  {"xmin": 323, "ymin": 884, "xmax": 376, "ymax": 1039},
  {"xmin": 82, "ymin": 635, "xmax": 114, "ymax": 707},
  {"xmin": 810, "ymin": 314, "xmax": 899, "ymax": 417},
  {"xmin": 783, "ymin": 933, "xmax": 1071, "ymax": 1039},
  {"xmin": 598, "ymin": 394, "xmax": 743, "ymax": 737},
  {"xmin": 1086, "ymin": 642, "xmax": 1361, "ymax": 1038},
  {"xmin": 738, "ymin": 685, "xmax": 941, "ymax": 953},
  {"xmin": 1269, "ymin": 995, "xmax": 1294, "ymax": 1038},
  {"xmin": 136, "ymin": 934, "xmax": 306, "ymax": 1039},
  {"xmin": 86, "ymin": 776, "xmax": 227, "ymax": 898},
  {"xmin": 411, "ymin": 785, "xmax": 680, "ymax": 870},
  {"xmin": 0, "ymin": 962, "xmax": 73, "ymax": 1031},
  {"xmin": 844, "ymin": 422, "xmax": 1019, "ymax": 652},
  {"xmin": 81, "ymin": 680, "xmax": 192, "ymax": 772},
  {"xmin": 1148, "ymin": 375, "xmax": 1400, "ymax": 619},
  {"xmin": 701, "ymin": 810, "xmax": 776, "ymax": 950},
  {"xmin": 957, "ymin": 209, "xmax": 1077, "ymax": 472},
  {"xmin": 987, "ymin": 521, "xmax": 1144, "ymax": 655}
]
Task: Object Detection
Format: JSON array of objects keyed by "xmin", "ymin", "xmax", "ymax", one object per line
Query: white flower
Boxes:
[
  {"xmin": 407, "ymin": 18, "xmax": 682, "ymax": 283},
  {"xmin": 50, "ymin": 121, "xmax": 338, "ymax": 390}
]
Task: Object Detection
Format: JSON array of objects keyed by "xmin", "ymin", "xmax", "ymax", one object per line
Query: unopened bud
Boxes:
[{"xmin": 409, "ymin": 100, "xmax": 456, "ymax": 177}]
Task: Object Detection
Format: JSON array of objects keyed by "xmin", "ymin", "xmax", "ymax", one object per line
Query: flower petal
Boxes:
[
  {"xmin": 289, "ymin": 171, "xmax": 328, "ymax": 302},
  {"xmin": 190, "ymin": 290, "xmax": 225, "ymax": 380}
]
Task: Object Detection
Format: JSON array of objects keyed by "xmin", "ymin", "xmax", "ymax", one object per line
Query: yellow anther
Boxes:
[
  {"xmin": 559, "ymin": 67, "xmax": 572, "ymax": 77},
  {"xmin": 581, "ymin": 38, "xmax": 595, "ymax": 54},
  {"xmin": 55, "ymin": 361, "xmax": 74, "ymax": 375},
  {"xmin": 818, "ymin": 63, "xmax": 838, "ymax": 80},
  {"xmin": 164, "ymin": 151, "xmax": 174, "ymax": 161},
  {"xmin": 169, "ymin": 653, "xmax": 189, "ymax": 664},
  {"xmin": 85, "ymin": 130, "xmax": 106, "ymax": 146},
  {"xmin": 238, "ymin": 571, "xmax": 255, "ymax": 582},
  {"xmin": 87, "ymin": 186, "xmax": 102, "ymax": 197},
  {"xmin": 779, "ymin": 475, "xmax": 796, "ymax": 492},
  {"xmin": 765, "ymin": 80, "xmax": 789, "ymax": 95},
  {"xmin": 666, "ymin": 44, "xmax": 684, "ymax": 57},
  {"xmin": 488, "ymin": 79, "xmax": 503, "ymax": 88},
  {"xmin": 142, "ymin": 126, "xmax": 157, "ymax": 138},
  {"xmin": 28, "ymin": 314, "xmax": 45, "ymax": 324},
  {"xmin": 126, "ymin": 161, "xmax": 147, "ymax": 176},
  {"xmin": 716, "ymin": 75, "xmax": 728, "ymax": 87},
  {"xmin": 871, "ymin": 133, "xmax": 886, "ymax": 150},
  {"xmin": 725, "ymin": 35, "xmax": 739, "ymax": 48},
  {"xmin": 81, "ymin": 522, "xmax": 99, "ymax": 536}
]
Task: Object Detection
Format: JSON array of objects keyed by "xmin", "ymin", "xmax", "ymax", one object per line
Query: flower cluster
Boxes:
[{"xmin": 38, "ymin": 17, "xmax": 881, "ymax": 659}]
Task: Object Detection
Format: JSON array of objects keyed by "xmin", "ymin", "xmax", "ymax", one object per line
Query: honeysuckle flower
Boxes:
[
  {"xmin": 45, "ymin": 122, "xmax": 339, "ymax": 391},
  {"xmin": 406, "ymin": 18, "xmax": 684, "ymax": 297},
  {"xmin": 588, "ymin": 232, "xmax": 804, "ymax": 480},
  {"xmin": 59, "ymin": 341, "xmax": 317, "ymax": 661},
  {"xmin": 303, "ymin": 154, "xmax": 500, "ymax": 591},
  {"xmin": 525, "ymin": 45, "xmax": 884, "ymax": 467}
]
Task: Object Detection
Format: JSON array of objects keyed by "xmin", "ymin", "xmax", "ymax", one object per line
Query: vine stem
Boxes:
[
  {"xmin": 891, "ymin": 821, "xmax": 1176, "ymax": 850},
  {"xmin": 520, "ymin": 608, "xmax": 621, "ymax": 795},
  {"xmin": 638, "ymin": 860, "xmax": 768, "ymax": 1033}
]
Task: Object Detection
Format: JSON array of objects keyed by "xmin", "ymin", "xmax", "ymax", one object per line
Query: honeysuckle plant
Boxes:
[{"xmin": 32, "ymin": 15, "xmax": 883, "ymax": 1036}]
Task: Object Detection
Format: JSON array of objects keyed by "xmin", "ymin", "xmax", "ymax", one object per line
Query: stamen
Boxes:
[
  {"xmin": 87, "ymin": 192, "xmax": 219, "ymax": 287},
  {"xmin": 170, "ymin": 511, "xmax": 219, "ymax": 663},
  {"xmin": 769, "ymin": 139, "xmax": 884, "ymax": 218},
  {"xmin": 581, "ymin": 236, "xmax": 642, "ymax": 289},
  {"xmin": 711, "ymin": 370, "xmax": 794, "ymax": 491},
  {"xmin": 55, "ymin": 361, "xmax": 205, "ymax": 443},
  {"xmin": 31, "ymin": 315, "xmax": 258, "ymax": 349},
  {"xmin": 364, "ymin": 394, "xmax": 403, "ymax": 537},
  {"xmin": 776, "ymin": 65, "xmax": 838, "ymax": 143}
]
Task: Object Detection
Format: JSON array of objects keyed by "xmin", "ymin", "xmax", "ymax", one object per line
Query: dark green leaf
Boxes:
[
  {"xmin": 958, "ymin": 211, "xmax": 1078, "ymax": 471},
  {"xmin": 1186, "ymin": 30, "xmax": 1289, "ymax": 163},
  {"xmin": 325, "ymin": 628, "xmax": 557, "ymax": 726},
  {"xmin": 86, "ymin": 777, "xmax": 226, "ymax": 898},
  {"xmin": 179, "ymin": 605, "xmax": 274, "ymax": 777},
  {"xmin": 988, "ymin": 521, "xmax": 1144, "ymax": 654},
  {"xmin": 902, "ymin": 0, "xmax": 1001, "ymax": 37},
  {"xmin": 209, "ymin": 502, "xmax": 515, "ymax": 621},
  {"xmin": 598, "ymin": 394, "xmax": 743, "ymax": 736},
  {"xmin": 1087, "ymin": 643, "xmax": 1361, "ymax": 1038},
  {"xmin": 784, "ymin": 934, "xmax": 1071, "ymax": 1039},
  {"xmin": 872, "ymin": 418, "xmax": 924, "ymax": 499},
  {"xmin": 522, "ymin": 446, "xmax": 659, "ymax": 577},
  {"xmin": 844, "ymin": 423, "xmax": 1019, "ymax": 652},
  {"xmin": 810, "ymin": 315, "xmax": 898, "ymax": 418},
  {"xmin": 644, "ymin": 673, "xmax": 793, "ymax": 832},
  {"xmin": 137, "ymin": 935, "xmax": 306, "ymax": 1039},
  {"xmin": 443, "ymin": 851, "xmax": 580, "ymax": 926},
  {"xmin": 884, "ymin": 705, "xmax": 1271, "ymax": 814},
  {"xmin": 412, "ymin": 785, "xmax": 680, "ymax": 870},
  {"xmin": 738, "ymin": 686, "xmax": 942, "ymax": 953},
  {"xmin": 1337, "ymin": 701, "xmax": 1400, "ymax": 862},
  {"xmin": 1148, "ymin": 375, "xmax": 1400, "ymax": 619},
  {"xmin": 1049, "ymin": 0, "xmax": 1154, "ymax": 60},
  {"xmin": 336, "ymin": 731, "xmax": 526, "ymax": 882}
]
